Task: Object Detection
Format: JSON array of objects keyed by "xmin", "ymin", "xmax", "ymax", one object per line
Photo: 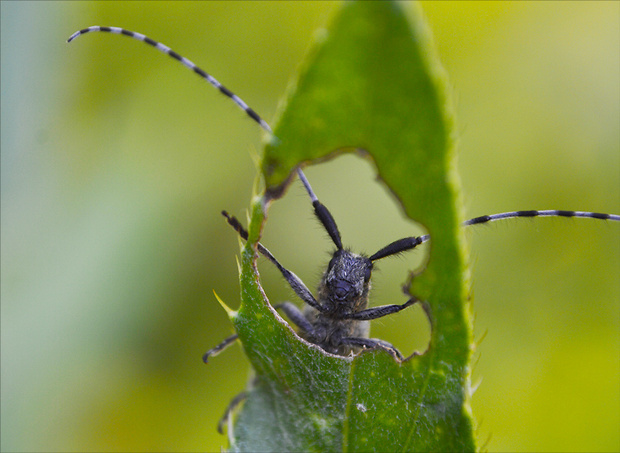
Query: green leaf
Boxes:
[{"xmin": 228, "ymin": 1, "xmax": 475, "ymax": 451}]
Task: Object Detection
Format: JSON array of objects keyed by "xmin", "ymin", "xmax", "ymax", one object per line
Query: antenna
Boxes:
[{"xmin": 68, "ymin": 26, "xmax": 272, "ymax": 134}]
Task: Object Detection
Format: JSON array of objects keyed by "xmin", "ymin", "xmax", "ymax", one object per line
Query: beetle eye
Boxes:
[{"xmin": 364, "ymin": 266, "xmax": 372, "ymax": 282}]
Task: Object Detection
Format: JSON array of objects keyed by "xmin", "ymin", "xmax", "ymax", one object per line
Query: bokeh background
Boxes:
[{"xmin": 2, "ymin": 1, "xmax": 618, "ymax": 451}]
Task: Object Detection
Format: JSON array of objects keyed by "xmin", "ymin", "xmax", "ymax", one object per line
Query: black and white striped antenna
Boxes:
[
  {"xmin": 68, "ymin": 26, "xmax": 620, "ymax": 238},
  {"xmin": 68, "ymin": 26, "xmax": 272, "ymax": 133}
]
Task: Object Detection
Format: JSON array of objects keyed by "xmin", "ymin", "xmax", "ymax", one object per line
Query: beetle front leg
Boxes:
[{"xmin": 344, "ymin": 297, "xmax": 419, "ymax": 321}]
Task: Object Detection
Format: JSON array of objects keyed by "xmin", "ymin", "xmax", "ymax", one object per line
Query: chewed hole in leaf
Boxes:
[{"xmin": 259, "ymin": 153, "xmax": 432, "ymax": 358}]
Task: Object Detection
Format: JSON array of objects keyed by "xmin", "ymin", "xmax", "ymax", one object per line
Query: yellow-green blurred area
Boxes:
[{"xmin": 1, "ymin": 1, "xmax": 618, "ymax": 451}]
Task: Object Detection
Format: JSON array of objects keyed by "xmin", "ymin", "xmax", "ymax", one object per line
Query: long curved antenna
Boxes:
[
  {"xmin": 370, "ymin": 209, "xmax": 619, "ymax": 261},
  {"xmin": 464, "ymin": 210, "xmax": 620, "ymax": 225},
  {"xmin": 67, "ymin": 26, "xmax": 272, "ymax": 133},
  {"xmin": 67, "ymin": 26, "xmax": 326, "ymax": 203}
]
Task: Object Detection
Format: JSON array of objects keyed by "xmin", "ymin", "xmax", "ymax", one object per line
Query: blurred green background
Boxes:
[{"xmin": 1, "ymin": 1, "xmax": 618, "ymax": 451}]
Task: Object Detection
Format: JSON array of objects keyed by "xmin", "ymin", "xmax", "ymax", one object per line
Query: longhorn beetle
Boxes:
[{"xmin": 68, "ymin": 25, "xmax": 620, "ymax": 430}]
